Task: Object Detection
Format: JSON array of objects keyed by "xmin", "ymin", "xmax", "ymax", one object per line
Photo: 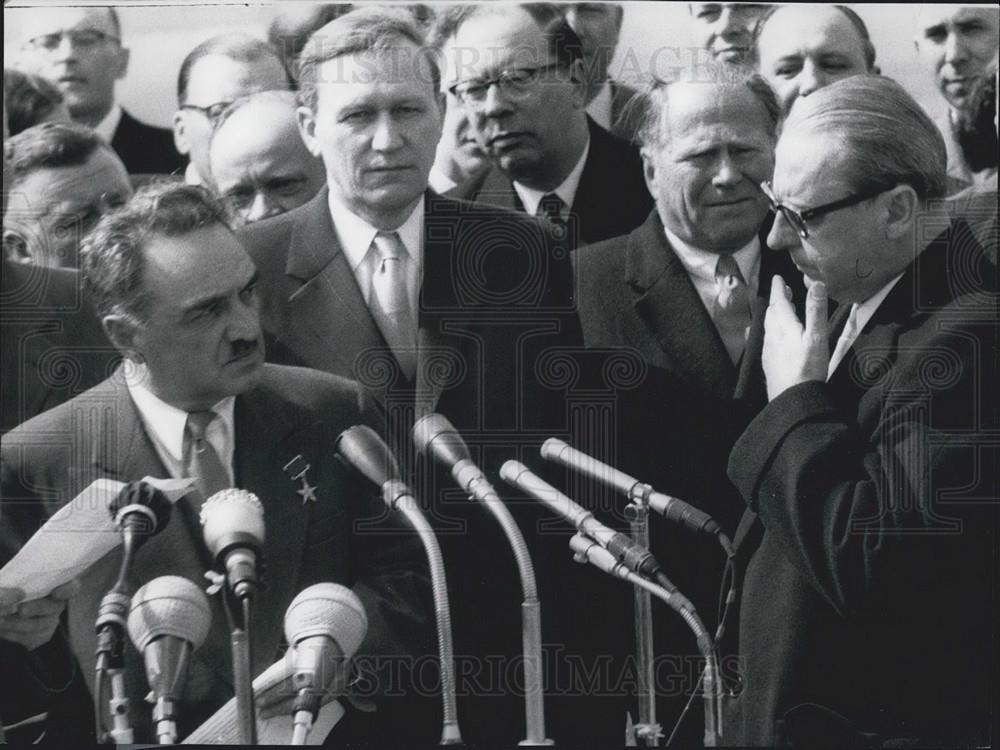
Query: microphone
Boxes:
[
  {"xmin": 96, "ymin": 482, "xmax": 174, "ymax": 668},
  {"xmin": 540, "ymin": 438, "xmax": 720, "ymax": 535},
  {"xmin": 127, "ymin": 576, "xmax": 212, "ymax": 744},
  {"xmin": 500, "ymin": 460, "xmax": 664, "ymax": 580},
  {"xmin": 284, "ymin": 584, "xmax": 368, "ymax": 744},
  {"xmin": 412, "ymin": 413, "xmax": 491, "ymax": 501},
  {"xmin": 199, "ymin": 489, "xmax": 265, "ymax": 601}
]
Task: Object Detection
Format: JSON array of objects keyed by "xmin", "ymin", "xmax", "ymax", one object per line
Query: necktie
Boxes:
[
  {"xmin": 183, "ymin": 410, "xmax": 230, "ymax": 502},
  {"xmin": 827, "ymin": 303, "xmax": 860, "ymax": 380},
  {"xmin": 371, "ymin": 231, "xmax": 417, "ymax": 380},
  {"xmin": 537, "ymin": 193, "xmax": 566, "ymax": 226},
  {"xmin": 713, "ymin": 254, "xmax": 752, "ymax": 365}
]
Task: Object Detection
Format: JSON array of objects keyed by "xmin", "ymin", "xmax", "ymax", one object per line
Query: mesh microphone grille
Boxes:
[
  {"xmin": 108, "ymin": 481, "xmax": 173, "ymax": 535},
  {"xmin": 283, "ymin": 583, "xmax": 368, "ymax": 657},
  {"xmin": 199, "ymin": 488, "xmax": 265, "ymax": 555},
  {"xmin": 127, "ymin": 575, "xmax": 212, "ymax": 653}
]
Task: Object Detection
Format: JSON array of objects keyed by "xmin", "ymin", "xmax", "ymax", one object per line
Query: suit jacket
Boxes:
[
  {"xmin": 0, "ymin": 364, "xmax": 433, "ymax": 743},
  {"xmin": 450, "ymin": 117, "xmax": 653, "ymax": 246},
  {"xmin": 574, "ymin": 209, "xmax": 804, "ymax": 744},
  {"xmin": 1, "ymin": 261, "xmax": 117, "ymax": 435},
  {"xmin": 724, "ymin": 220, "xmax": 998, "ymax": 746},
  {"xmin": 110, "ymin": 109, "xmax": 184, "ymax": 177}
]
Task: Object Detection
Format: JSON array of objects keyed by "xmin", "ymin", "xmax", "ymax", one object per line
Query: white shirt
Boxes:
[
  {"xmin": 827, "ymin": 274, "xmax": 903, "ymax": 380},
  {"xmin": 428, "ymin": 165, "xmax": 459, "ymax": 195},
  {"xmin": 184, "ymin": 161, "xmax": 204, "ymax": 186},
  {"xmin": 513, "ymin": 135, "xmax": 591, "ymax": 220},
  {"xmin": 93, "ymin": 103, "xmax": 122, "ymax": 145},
  {"xmin": 586, "ymin": 82, "xmax": 614, "ymax": 132},
  {"xmin": 328, "ymin": 193, "xmax": 424, "ymax": 323},
  {"xmin": 126, "ymin": 364, "xmax": 236, "ymax": 485},
  {"xmin": 663, "ymin": 225, "xmax": 762, "ymax": 314}
]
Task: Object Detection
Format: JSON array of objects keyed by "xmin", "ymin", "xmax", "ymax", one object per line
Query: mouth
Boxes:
[
  {"xmin": 714, "ymin": 47, "xmax": 748, "ymax": 61},
  {"xmin": 57, "ymin": 75, "xmax": 87, "ymax": 86},
  {"xmin": 487, "ymin": 132, "xmax": 531, "ymax": 151},
  {"xmin": 707, "ymin": 197, "xmax": 754, "ymax": 209}
]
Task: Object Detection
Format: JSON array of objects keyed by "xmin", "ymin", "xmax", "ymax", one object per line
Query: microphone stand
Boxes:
[
  {"xmin": 451, "ymin": 462, "xmax": 551, "ymax": 746},
  {"xmin": 569, "ymin": 535, "xmax": 721, "ymax": 747},
  {"xmin": 382, "ymin": 480, "xmax": 462, "ymax": 745},
  {"xmin": 217, "ymin": 582, "xmax": 257, "ymax": 745},
  {"xmin": 623, "ymin": 494, "xmax": 661, "ymax": 747}
]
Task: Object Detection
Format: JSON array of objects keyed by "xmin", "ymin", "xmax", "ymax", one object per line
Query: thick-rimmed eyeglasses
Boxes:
[
  {"xmin": 760, "ymin": 180, "xmax": 890, "ymax": 239},
  {"xmin": 179, "ymin": 102, "xmax": 232, "ymax": 125},
  {"xmin": 25, "ymin": 30, "xmax": 120, "ymax": 52},
  {"xmin": 449, "ymin": 62, "xmax": 566, "ymax": 107}
]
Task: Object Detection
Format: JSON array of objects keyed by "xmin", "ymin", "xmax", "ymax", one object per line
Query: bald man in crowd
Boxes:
[
  {"xmin": 207, "ymin": 91, "xmax": 325, "ymax": 226},
  {"xmin": 13, "ymin": 5, "xmax": 182, "ymax": 175},
  {"xmin": 726, "ymin": 74, "xmax": 996, "ymax": 747},
  {"xmin": 444, "ymin": 3, "xmax": 652, "ymax": 244},
  {"xmin": 753, "ymin": 4, "xmax": 877, "ymax": 114},
  {"xmin": 173, "ymin": 33, "xmax": 291, "ymax": 186}
]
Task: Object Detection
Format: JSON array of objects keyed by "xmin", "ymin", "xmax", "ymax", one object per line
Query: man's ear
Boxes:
[
  {"xmin": 881, "ymin": 184, "xmax": 920, "ymax": 241},
  {"xmin": 2, "ymin": 229, "xmax": 33, "ymax": 265},
  {"xmin": 114, "ymin": 45, "xmax": 131, "ymax": 81},
  {"xmin": 640, "ymin": 147, "xmax": 659, "ymax": 198},
  {"xmin": 568, "ymin": 58, "xmax": 588, "ymax": 108},
  {"xmin": 297, "ymin": 105, "xmax": 321, "ymax": 158},
  {"xmin": 102, "ymin": 313, "xmax": 142, "ymax": 359},
  {"xmin": 172, "ymin": 110, "xmax": 191, "ymax": 156}
]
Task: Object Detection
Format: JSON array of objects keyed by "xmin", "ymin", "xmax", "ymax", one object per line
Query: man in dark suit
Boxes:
[
  {"xmin": 13, "ymin": 5, "xmax": 182, "ymax": 176},
  {"xmin": 444, "ymin": 3, "xmax": 652, "ymax": 244},
  {"xmin": 0, "ymin": 182, "xmax": 432, "ymax": 744},
  {"xmin": 574, "ymin": 67, "xmax": 801, "ymax": 744},
  {"xmin": 725, "ymin": 75, "xmax": 997, "ymax": 746},
  {"xmin": 237, "ymin": 8, "xmax": 629, "ymax": 746}
]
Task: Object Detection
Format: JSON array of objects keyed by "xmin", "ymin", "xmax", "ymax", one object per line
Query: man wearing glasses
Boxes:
[
  {"xmin": 725, "ymin": 75, "xmax": 996, "ymax": 746},
  {"xmin": 13, "ymin": 6, "xmax": 182, "ymax": 176},
  {"xmin": 444, "ymin": 3, "xmax": 651, "ymax": 245},
  {"xmin": 173, "ymin": 33, "xmax": 292, "ymax": 187}
]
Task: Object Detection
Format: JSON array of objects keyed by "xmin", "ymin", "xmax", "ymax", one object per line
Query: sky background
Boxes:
[{"xmin": 3, "ymin": 2, "xmax": 966, "ymax": 128}]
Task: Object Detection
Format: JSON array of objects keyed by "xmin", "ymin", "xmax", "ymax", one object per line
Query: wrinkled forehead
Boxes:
[
  {"xmin": 916, "ymin": 5, "xmax": 1000, "ymax": 34},
  {"xmin": 17, "ymin": 6, "xmax": 118, "ymax": 43},
  {"xmin": 760, "ymin": 5, "xmax": 865, "ymax": 54}
]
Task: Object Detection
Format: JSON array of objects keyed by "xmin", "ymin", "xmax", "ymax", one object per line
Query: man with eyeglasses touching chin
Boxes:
[
  {"xmin": 725, "ymin": 75, "xmax": 997, "ymax": 747},
  {"xmin": 442, "ymin": 3, "xmax": 651, "ymax": 245},
  {"xmin": 13, "ymin": 5, "xmax": 182, "ymax": 176}
]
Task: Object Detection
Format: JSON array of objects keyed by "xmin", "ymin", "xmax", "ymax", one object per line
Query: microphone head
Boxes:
[
  {"xmin": 199, "ymin": 489, "xmax": 265, "ymax": 559},
  {"xmin": 499, "ymin": 460, "xmax": 529, "ymax": 487},
  {"xmin": 127, "ymin": 575, "xmax": 212, "ymax": 653},
  {"xmin": 337, "ymin": 425, "xmax": 400, "ymax": 487},
  {"xmin": 411, "ymin": 413, "xmax": 471, "ymax": 467},
  {"xmin": 108, "ymin": 481, "xmax": 173, "ymax": 537},
  {"xmin": 539, "ymin": 438, "xmax": 570, "ymax": 463},
  {"xmin": 284, "ymin": 583, "xmax": 368, "ymax": 658}
]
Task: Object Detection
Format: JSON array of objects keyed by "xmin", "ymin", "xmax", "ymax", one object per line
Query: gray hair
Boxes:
[
  {"xmin": 784, "ymin": 74, "xmax": 947, "ymax": 201},
  {"xmin": 635, "ymin": 63, "xmax": 781, "ymax": 150},
  {"xmin": 80, "ymin": 181, "xmax": 231, "ymax": 322},
  {"xmin": 296, "ymin": 6, "xmax": 440, "ymax": 112}
]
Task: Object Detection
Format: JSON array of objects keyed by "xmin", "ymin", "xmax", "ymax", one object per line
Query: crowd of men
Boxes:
[{"xmin": 1, "ymin": 3, "xmax": 997, "ymax": 747}]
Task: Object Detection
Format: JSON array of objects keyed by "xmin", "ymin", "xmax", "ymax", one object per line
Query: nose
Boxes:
[
  {"xmin": 228, "ymin": 291, "xmax": 260, "ymax": 340},
  {"xmin": 796, "ymin": 60, "xmax": 826, "ymax": 99},
  {"xmin": 767, "ymin": 209, "xmax": 799, "ymax": 251},
  {"xmin": 53, "ymin": 33, "xmax": 78, "ymax": 62},
  {"xmin": 712, "ymin": 151, "xmax": 741, "ymax": 187},
  {"xmin": 943, "ymin": 31, "xmax": 968, "ymax": 65},
  {"xmin": 716, "ymin": 7, "xmax": 740, "ymax": 38},
  {"xmin": 245, "ymin": 191, "xmax": 282, "ymax": 223},
  {"xmin": 480, "ymin": 81, "xmax": 514, "ymax": 118},
  {"xmin": 371, "ymin": 113, "xmax": 404, "ymax": 152}
]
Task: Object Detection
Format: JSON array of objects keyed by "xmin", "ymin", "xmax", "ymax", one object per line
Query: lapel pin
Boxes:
[{"xmin": 283, "ymin": 454, "xmax": 318, "ymax": 505}]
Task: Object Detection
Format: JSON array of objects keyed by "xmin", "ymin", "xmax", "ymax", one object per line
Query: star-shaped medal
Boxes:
[{"xmin": 297, "ymin": 479, "xmax": 318, "ymax": 504}]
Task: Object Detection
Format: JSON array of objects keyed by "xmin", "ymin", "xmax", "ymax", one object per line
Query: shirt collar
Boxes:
[
  {"xmin": 328, "ymin": 193, "xmax": 424, "ymax": 274},
  {"xmin": 663, "ymin": 223, "xmax": 762, "ymax": 291},
  {"xmin": 125, "ymin": 363, "xmax": 235, "ymax": 464},
  {"xmin": 513, "ymin": 134, "xmax": 591, "ymax": 218},
  {"xmin": 184, "ymin": 161, "xmax": 204, "ymax": 186},
  {"xmin": 94, "ymin": 103, "xmax": 123, "ymax": 145},
  {"xmin": 849, "ymin": 273, "xmax": 904, "ymax": 337}
]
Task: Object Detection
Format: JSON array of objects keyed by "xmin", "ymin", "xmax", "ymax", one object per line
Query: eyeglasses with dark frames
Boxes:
[
  {"xmin": 179, "ymin": 102, "xmax": 233, "ymax": 125},
  {"xmin": 760, "ymin": 180, "xmax": 892, "ymax": 239},
  {"xmin": 25, "ymin": 29, "xmax": 120, "ymax": 52},
  {"xmin": 449, "ymin": 62, "xmax": 567, "ymax": 107}
]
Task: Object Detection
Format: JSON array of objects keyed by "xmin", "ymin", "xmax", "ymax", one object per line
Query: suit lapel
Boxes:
[
  {"xmin": 627, "ymin": 213, "xmax": 736, "ymax": 398},
  {"xmin": 282, "ymin": 191, "xmax": 386, "ymax": 380}
]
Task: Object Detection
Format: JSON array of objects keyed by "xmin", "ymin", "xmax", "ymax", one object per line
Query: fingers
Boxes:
[
  {"xmin": 804, "ymin": 281, "xmax": 829, "ymax": 341},
  {"xmin": 12, "ymin": 596, "xmax": 67, "ymax": 619},
  {"xmin": 768, "ymin": 275, "xmax": 788, "ymax": 306},
  {"xmin": 49, "ymin": 579, "xmax": 82, "ymax": 601},
  {"xmin": 0, "ymin": 587, "xmax": 26, "ymax": 614}
]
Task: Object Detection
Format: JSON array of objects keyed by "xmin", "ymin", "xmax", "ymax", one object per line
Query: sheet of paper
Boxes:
[
  {"xmin": 183, "ymin": 658, "xmax": 345, "ymax": 745},
  {"xmin": 0, "ymin": 477, "xmax": 194, "ymax": 602}
]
